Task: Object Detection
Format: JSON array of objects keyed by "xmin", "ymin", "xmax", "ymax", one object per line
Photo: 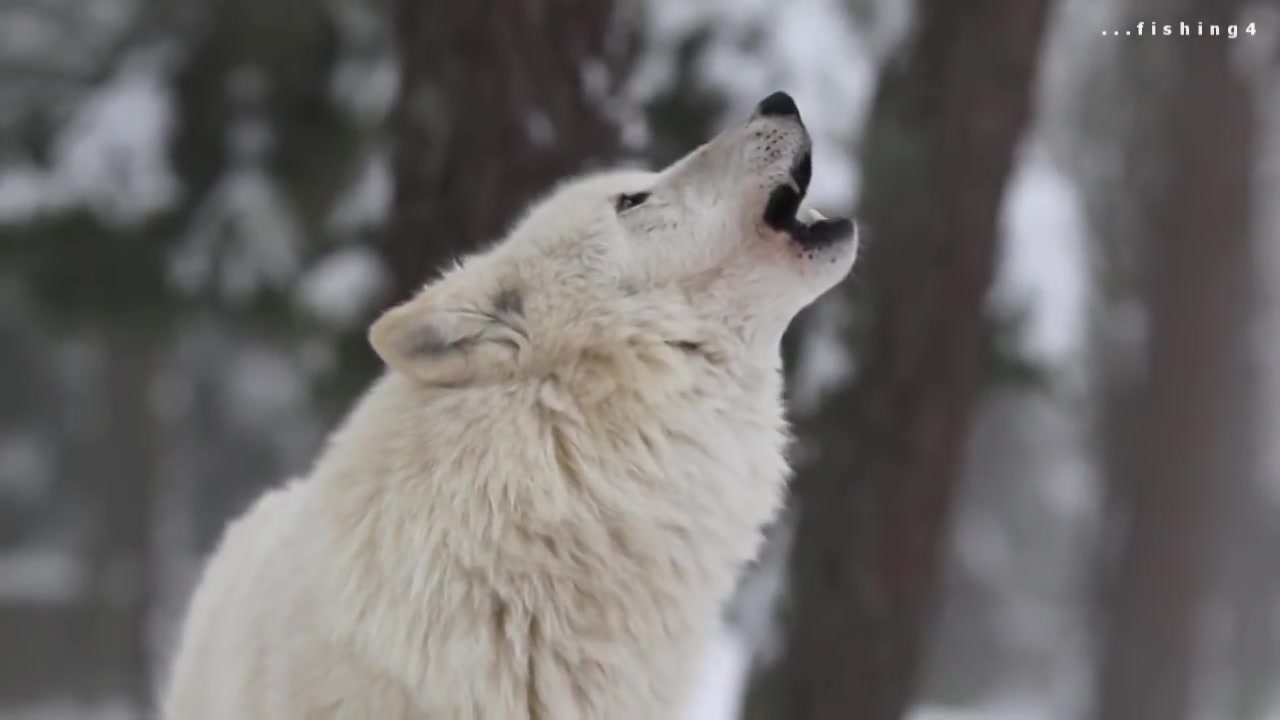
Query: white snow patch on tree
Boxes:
[
  {"xmin": 295, "ymin": 246, "xmax": 388, "ymax": 328},
  {"xmin": 0, "ymin": 49, "xmax": 179, "ymax": 226},
  {"xmin": 992, "ymin": 143, "xmax": 1089, "ymax": 368},
  {"xmin": 328, "ymin": 149, "xmax": 394, "ymax": 233},
  {"xmin": 0, "ymin": 548, "xmax": 85, "ymax": 604},
  {"xmin": 681, "ymin": 631, "xmax": 751, "ymax": 720}
]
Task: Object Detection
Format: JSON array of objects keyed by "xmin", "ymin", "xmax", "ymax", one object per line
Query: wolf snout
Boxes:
[{"xmin": 755, "ymin": 91, "xmax": 802, "ymax": 122}]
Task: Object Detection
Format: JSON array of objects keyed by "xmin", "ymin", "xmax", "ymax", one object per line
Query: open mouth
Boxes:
[{"xmin": 763, "ymin": 151, "xmax": 854, "ymax": 249}]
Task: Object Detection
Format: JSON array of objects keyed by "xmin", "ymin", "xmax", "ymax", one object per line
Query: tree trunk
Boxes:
[
  {"xmin": 386, "ymin": 0, "xmax": 630, "ymax": 301},
  {"xmin": 770, "ymin": 2, "xmax": 1051, "ymax": 718},
  {"xmin": 1092, "ymin": 2, "xmax": 1257, "ymax": 718},
  {"xmin": 76, "ymin": 327, "xmax": 159, "ymax": 712}
]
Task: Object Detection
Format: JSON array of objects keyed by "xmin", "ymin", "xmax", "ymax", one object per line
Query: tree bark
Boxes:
[
  {"xmin": 772, "ymin": 2, "xmax": 1051, "ymax": 718},
  {"xmin": 386, "ymin": 0, "xmax": 630, "ymax": 301},
  {"xmin": 1092, "ymin": 2, "xmax": 1257, "ymax": 719}
]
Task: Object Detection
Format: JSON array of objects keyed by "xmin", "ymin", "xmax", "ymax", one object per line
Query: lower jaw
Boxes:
[{"xmin": 789, "ymin": 217, "xmax": 854, "ymax": 251}]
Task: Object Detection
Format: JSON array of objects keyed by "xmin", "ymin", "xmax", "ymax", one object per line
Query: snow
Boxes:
[
  {"xmin": 328, "ymin": 149, "xmax": 394, "ymax": 232},
  {"xmin": 223, "ymin": 347, "xmax": 308, "ymax": 429},
  {"xmin": 682, "ymin": 631, "xmax": 751, "ymax": 720},
  {"xmin": 330, "ymin": 52, "xmax": 400, "ymax": 127},
  {"xmin": 789, "ymin": 295, "xmax": 855, "ymax": 417},
  {"xmin": 327, "ymin": 0, "xmax": 399, "ymax": 117},
  {"xmin": 909, "ymin": 697, "xmax": 1050, "ymax": 720},
  {"xmin": 678, "ymin": 636, "xmax": 1062, "ymax": 720},
  {"xmin": 0, "ymin": 432, "xmax": 53, "ymax": 505},
  {"xmin": 0, "ymin": 49, "xmax": 179, "ymax": 226},
  {"xmin": 168, "ymin": 135, "xmax": 305, "ymax": 303},
  {"xmin": 0, "ymin": 167, "xmax": 58, "ymax": 221},
  {"xmin": 0, "ymin": 0, "xmax": 137, "ymax": 72},
  {"xmin": 524, "ymin": 110, "xmax": 557, "ymax": 148},
  {"xmin": 294, "ymin": 246, "xmax": 389, "ymax": 328},
  {"xmin": 55, "ymin": 50, "xmax": 179, "ymax": 224},
  {"xmin": 581, "ymin": 59, "xmax": 613, "ymax": 105},
  {"xmin": 991, "ymin": 144, "xmax": 1089, "ymax": 368},
  {"xmin": 0, "ymin": 549, "xmax": 84, "ymax": 604}
]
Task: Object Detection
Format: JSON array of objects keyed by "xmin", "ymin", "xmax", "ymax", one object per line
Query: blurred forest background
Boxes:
[{"xmin": 1, "ymin": 0, "xmax": 1278, "ymax": 718}]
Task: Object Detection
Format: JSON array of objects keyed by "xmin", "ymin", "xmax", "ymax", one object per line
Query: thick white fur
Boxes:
[{"xmin": 163, "ymin": 100, "xmax": 857, "ymax": 719}]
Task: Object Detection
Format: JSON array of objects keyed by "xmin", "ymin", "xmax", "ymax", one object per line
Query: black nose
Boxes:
[{"xmin": 756, "ymin": 91, "xmax": 801, "ymax": 120}]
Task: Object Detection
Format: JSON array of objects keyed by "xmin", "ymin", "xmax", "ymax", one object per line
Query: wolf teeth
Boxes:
[{"xmin": 805, "ymin": 208, "xmax": 827, "ymax": 224}]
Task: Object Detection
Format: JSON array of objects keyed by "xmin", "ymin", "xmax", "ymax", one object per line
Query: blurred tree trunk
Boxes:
[
  {"xmin": 77, "ymin": 327, "xmax": 160, "ymax": 711},
  {"xmin": 1092, "ymin": 1, "xmax": 1257, "ymax": 719},
  {"xmin": 1220, "ymin": 480, "xmax": 1279, "ymax": 720},
  {"xmin": 757, "ymin": 2, "xmax": 1051, "ymax": 718},
  {"xmin": 386, "ymin": 0, "xmax": 631, "ymax": 301}
]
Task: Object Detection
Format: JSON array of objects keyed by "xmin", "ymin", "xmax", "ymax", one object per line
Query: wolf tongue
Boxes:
[{"xmin": 764, "ymin": 185, "xmax": 802, "ymax": 230}]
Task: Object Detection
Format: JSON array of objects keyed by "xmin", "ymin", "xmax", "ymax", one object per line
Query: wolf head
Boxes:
[{"xmin": 370, "ymin": 92, "xmax": 858, "ymax": 387}]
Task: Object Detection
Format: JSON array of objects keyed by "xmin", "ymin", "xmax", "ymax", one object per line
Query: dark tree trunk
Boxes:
[
  {"xmin": 1092, "ymin": 2, "xmax": 1257, "ymax": 718},
  {"xmin": 770, "ymin": 2, "xmax": 1051, "ymax": 718},
  {"xmin": 1220, "ymin": 480, "xmax": 1279, "ymax": 720},
  {"xmin": 386, "ymin": 0, "xmax": 630, "ymax": 301},
  {"xmin": 76, "ymin": 327, "xmax": 159, "ymax": 712}
]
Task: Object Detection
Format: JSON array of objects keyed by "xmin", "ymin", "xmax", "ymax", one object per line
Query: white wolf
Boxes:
[{"xmin": 163, "ymin": 91, "xmax": 857, "ymax": 719}]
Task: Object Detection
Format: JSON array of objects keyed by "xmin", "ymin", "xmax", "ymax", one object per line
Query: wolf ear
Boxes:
[{"xmin": 368, "ymin": 286, "xmax": 528, "ymax": 387}]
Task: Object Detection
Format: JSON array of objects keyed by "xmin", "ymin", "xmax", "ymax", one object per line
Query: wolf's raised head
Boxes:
[{"xmin": 370, "ymin": 92, "xmax": 857, "ymax": 387}]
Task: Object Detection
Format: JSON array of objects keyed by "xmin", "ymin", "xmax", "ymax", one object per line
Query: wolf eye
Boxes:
[{"xmin": 615, "ymin": 192, "xmax": 650, "ymax": 213}]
